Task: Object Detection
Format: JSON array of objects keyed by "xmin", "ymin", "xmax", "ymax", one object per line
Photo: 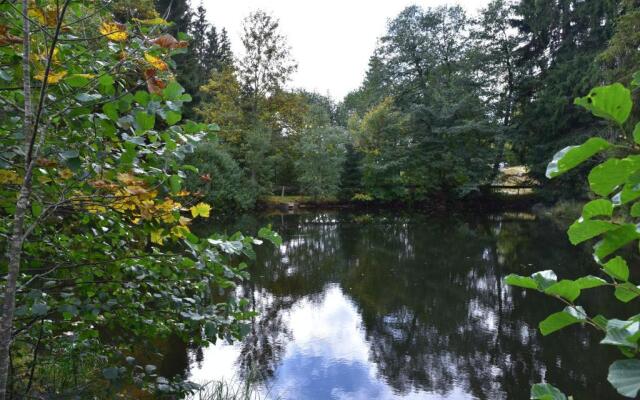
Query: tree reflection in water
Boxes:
[{"xmin": 187, "ymin": 211, "xmax": 623, "ymax": 399}]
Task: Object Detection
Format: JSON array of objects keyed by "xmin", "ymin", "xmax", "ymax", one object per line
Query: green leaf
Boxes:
[
  {"xmin": 633, "ymin": 123, "xmax": 640, "ymax": 145},
  {"xmin": 589, "ymin": 159, "xmax": 636, "ymax": 196},
  {"xmin": 575, "ymin": 275, "xmax": 607, "ymax": 289},
  {"xmin": 631, "ymin": 202, "xmax": 640, "ymax": 217},
  {"xmin": 0, "ymin": 69, "xmax": 12, "ymax": 81},
  {"xmin": 134, "ymin": 90, "xmax": 150, "ymax": 106},
  {"xmin": 165, "ymin": 110, "xmax": 182, "ymax": 126},
  {"xmin": 162, "ymin": 81, "xmax": 184, "ymax": 101},
  {"xmin": 582, "ymin": 199, "xmax": 614, "ymax": 220},
  {"xmin": 546, "ymin": 137, "xmax": 611, "ymax": 178},
  {"xmin": 574, "ymin": 83, "xmax": 632, "ymax": 125},
  {"xmin": 604, "ymin": 256, "xmax": 630, "ymax": 281},
  {"xmin": 59, "ymin": 150, "xmax": 79, "ymax": 160},
  {"xmin": 539, "ymin": 310, "xmax": 581, "ymax": 336},
  {"xmin": 532, "ymin": 270, "xmax": 558, "ymax": 290},
  {"xmin": 601, "ymin": 319, "xmax": 640, "ymax": 348},
  {"xmin": 65, "ymin": 74, "xmax": 90, "ymax": 88},
  {"xmin": 103, "ymin": 102, "xmax": 119, "ymax": 121},
  {"xmin": 31, "ymin": 202, "xmax": 42, "ymax": 218},
  {"xmin": 544, "ymin": 280, "xmax": 581, "ymax": 302},
  {"xmin": 134, "ymin": 111, "xmax": 155, "ymax": 132},
  {"xmin": 98, "ymin": 74, "xmax": 115, "ymax": 95},
  {"xmin": 608, "ymin": 359, "xmax": 640, "ymax": 398},
  {"xmin": 169, "ymin": 175, "xmax": 181, "ymax": 195},
  {"xmin": 31, "ymin": 303, "xmax": 49, "ymax": 316},
  {"xmin": 505, "ymin": 274, "xmax": 538, "ymax": 289},
  {"xmin": 567, "ymin": 220, "xmax": 618, "ymax": 245},
  {"xmin": 615, "ymin": 283, "xmax": 640, "ymax": 303},
  {"xmin": 75, "ymin": 92, "xmax": 102, "ymax": 103},
  {"xmin": 594, "ymin": 224, "xmax": 640, "ymax": 261},
  {"xmin": 258, "ymin": 226, "xmax": 282, "ymax": 247},
  {"xmin": 530, "ymin": 383, "xmax": 568, "ymax": 400}
]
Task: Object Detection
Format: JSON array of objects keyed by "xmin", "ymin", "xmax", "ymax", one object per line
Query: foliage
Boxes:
[
  {"xmin": 295, "ymin": 127, "xmax": 348, "ymax": 199},
  {"xmin": 0, "ymin": 2, "xmax": 280, "ymax": 397},
  {"xmin": 238, "ymin": 10, "xmax": 297, "ymax": 112},
  {"xmin": 506, "ymin": 78, "xmax": 640, "ymax": 398},
  {"xmin": 185, "ymin": 140, "xmax": 258, "ymax": 210}
]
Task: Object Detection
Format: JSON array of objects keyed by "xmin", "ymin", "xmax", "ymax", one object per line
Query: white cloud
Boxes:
[{"xmin": 201, "ymin": 0, "xmax": 490, "ymax": 100}]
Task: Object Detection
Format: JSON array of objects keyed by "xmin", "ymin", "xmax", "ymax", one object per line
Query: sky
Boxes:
[{"xmin": 202, "ymin": 0, "xmax": 490, "ymax": 100}]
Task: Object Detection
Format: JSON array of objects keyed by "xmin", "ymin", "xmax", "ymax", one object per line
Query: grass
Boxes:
[{"xmin": 189, "ymin": 378, "xmax": 275, "ymax": 400}]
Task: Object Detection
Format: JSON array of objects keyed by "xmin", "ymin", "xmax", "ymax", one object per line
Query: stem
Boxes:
[
  {"xmin": 0, "ymin": 2, "xmax": 32, "ymax": 397},
  {"xmin": 0, "ymin": 2, "xmax": 70, "ymax": 397}
]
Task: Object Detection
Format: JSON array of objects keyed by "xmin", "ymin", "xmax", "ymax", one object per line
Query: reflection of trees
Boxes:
[
  {"xmin": 237, "ymin": 213, "xmax": 346, "ymax": 381},
  {"xmin": 341, "ymin": 214, "xmax": 620, "ymax": 399},
  {"xmin": 219, "ymin": 211, "xmax": 623, "ymax": 399}
]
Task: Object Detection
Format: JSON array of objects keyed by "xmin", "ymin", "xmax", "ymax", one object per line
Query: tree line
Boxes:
[{"xmin": 163, "ymin": 0, "xmax": 640, "ymax": 209}]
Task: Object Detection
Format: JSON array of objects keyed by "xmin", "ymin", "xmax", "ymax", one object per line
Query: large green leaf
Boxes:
[
  {"xmin": 505, "ymin": 274, "xmax": 539, "ymax": 289},
  {"xmin": 594, "ymin": 224, "xmax": 640, "ymax": 261},
  {"xmin": 575, "ymin": 275, "xmax": 607, "ymax": 289},
  {"xmin": 530, "ymin": 383, "xmax": 568, "ymax": 400},
  {"xmin": 615, "ymin": 283, "xmax": 640, "ymax": 303},
  {"xmin": 532, "ymin": 270, "xmax": 558, "ymax": 290},
  {"xmin": 588, "ymin": 159, "xmax": 635, "ymax": 196},
  {"xmin": 539, "ymin": 310, "xmax": 581, "ymax": 336},
  {"xmin": 546, "ymin": 137, "xmax": 611, "ymax": 178},
  {"xmin": 608, "ymin": 359, "xmax": 640, "ymax": 398},
  {"xmin": 134, "ymin": 111, "xmax": 155, "ymax": 132},
  {"xmin": 544, "ymin": 280, "xmax": 581, "ymax": 302},
  {"xmin": 604, "ymin": 256, "xmax": 630, "ymax": 281},
  {"xmin": 601, "ymin": 319, "xmax": 640, "ymax": 348},
  {"xmin": 582, "ymin": 199, "xmax": 614, "ymax": 220},
  {"xmin": 567, "ymin": 220, "xmax": 618, "ymax": 245},
  {"xmin": 574, "ymin": 83, "xmax": 632, "ymax": 125}
]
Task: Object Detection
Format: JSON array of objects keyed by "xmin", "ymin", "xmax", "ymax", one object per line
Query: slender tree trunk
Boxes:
[{"xmin": 0, "ymin": 2, "xmax": 33, "ymax": 397}]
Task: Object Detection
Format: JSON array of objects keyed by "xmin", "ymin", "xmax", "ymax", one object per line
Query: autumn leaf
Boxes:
[
  {"xmin": 150, "ymin": 229, "xmax": 166, "ymax": 245},
  {"xmin": 144, "ymin": 68, "xmax": 166, "ymax": 94},
  {"xmin": 190, "ymin": 202, "xmax": 212, "ymax": 218},
  {"xmin": 0, "ymin": 170, "xmax": 22, "ymax": 185},
  {"xmin": 58, "ymin": 169, "xmax": 73, "ymax": 179},
  {"xmin": 171, "ymin": 225, "xmax": 190, "ymax": 239},
  {"xmin": 28, "ymin": 6, "xmax": 58, "ymax": 27},
  {"xmin": 144, "ymin": 53, "xmax": 168, "ymax": 71},
  {"xmin": 151, "ymin": 34, "xmax": 188, "ymax": 49},
  {"xmin": 100, "ymin": 22, "xmax": 128, "ymax": 42},
  {"xmin": 133, "ymin": 17, "xmax": 170, "ymax": 26},
  {"xmin": 86, "ymin": 204, "xmax": 107, "ymax": 214},
  {"xmin": 34, "ymin": 70, "xmax": 67, "ymax": 84},
  {"xmin": 0, "ymin": 25, "xmax": 22, "ymax": 45}
]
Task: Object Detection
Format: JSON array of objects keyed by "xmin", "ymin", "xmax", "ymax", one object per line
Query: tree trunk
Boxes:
[{"xmin": 0, "ymin": 2, "xmax": 33, "ymax": 397}]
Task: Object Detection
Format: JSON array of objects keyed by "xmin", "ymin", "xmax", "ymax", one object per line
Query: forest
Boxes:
[{"xmin": 1, "ymin": 0, "xmax": 640, "ymax": 399}]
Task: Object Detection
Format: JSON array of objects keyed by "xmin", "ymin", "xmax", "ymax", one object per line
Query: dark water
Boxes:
[{"xmin": 182, "ymin": 210, "xmax": 628, "ymax": 399}]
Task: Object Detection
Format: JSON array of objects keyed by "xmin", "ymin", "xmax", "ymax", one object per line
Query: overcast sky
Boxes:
[{"xmin": 202, "ymin": 0, "xmax": 490, "ymax": 100}]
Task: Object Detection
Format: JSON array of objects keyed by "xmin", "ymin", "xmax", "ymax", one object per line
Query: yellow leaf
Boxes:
[
  {"xmin": 190, "ymin": 202, "xmax": 211, "ymax": 218},
  {"xmin": 100, "ymin": 22, "xmax": 128, "ymax": 42},
  {"xmin": 0, "ymin": 170, "xmax": 22, "ymax": 185},
  {"xmin": 144, "ymin": 53, "xmax": 168, "ymax": 71},
  {"xmin": 86, "ymin": 204, "xmax": 106, "ymax": 214},
  {"xmin": 70, "ymin": 73, "xmax": 95, "ymax": 79},
  {"xmin": 117, "ymin": 172, "xmax": 143, "ymax": 186},
  {"xmin": 150, "ymin": 229, "xmax": 165, "ymax": 245},
  {"xmin": 171, "ymin": 225, "xmax": 190, "ymax": 239},
  {"xmin": 133, "ymin": 17, "xmax": 170, "ymax": 25},
  {"xmin": 179, "ymin": 216, "xmax": 191, "ymax": 226},
  {"xmin": 34, "ymin": 70, "xmax": 67, "ymax": 84},
  {"xmin": 58, "ymin": 169, "xmax": 73, "ymax": 179}
]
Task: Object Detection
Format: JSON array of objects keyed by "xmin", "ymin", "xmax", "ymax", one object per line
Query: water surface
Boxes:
[{"xmin": 186, "ymin": 211, "xmax": 625, "ymax": 399}]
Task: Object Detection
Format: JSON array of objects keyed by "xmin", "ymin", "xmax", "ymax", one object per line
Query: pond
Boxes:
[{"xmin": 178, "ymin": 210, "xmax": 628, "ymax": 399}]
